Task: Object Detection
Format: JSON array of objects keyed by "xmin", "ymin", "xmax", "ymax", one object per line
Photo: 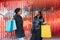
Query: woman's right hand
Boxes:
[
  {"xmin": 9, "ymin": 16, "xmax": 14, "ymax": 20},
  {"xmin": 43, "ymin": 22, "xmax": 47, "ymax": 25}
]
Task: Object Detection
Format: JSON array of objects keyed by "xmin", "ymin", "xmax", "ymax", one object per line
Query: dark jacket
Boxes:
[
  {"xmin": 32, "ymin": 16, "xmax": 44, "ymax": 33},
  {"xmin": 14, "ymin": 14, "xmax": 25, "ymax": 38}
]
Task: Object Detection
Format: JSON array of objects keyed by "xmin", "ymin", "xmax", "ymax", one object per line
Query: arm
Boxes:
[
  {"xmin": 31, "ymin": 18, "xmax": 39, "ymax": 33},
  {"xmin": 43, "ymin": 18, "xmax": 47, "ymax": 25}
]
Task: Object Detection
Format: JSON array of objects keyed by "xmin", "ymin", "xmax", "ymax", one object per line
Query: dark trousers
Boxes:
[{"xmin": 30, "ymin": 29, "xmax": 42, "ymax": 40}]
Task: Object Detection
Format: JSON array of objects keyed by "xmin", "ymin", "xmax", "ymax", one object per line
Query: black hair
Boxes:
[
  {"xmin": 39, "ymin": 11, "xmax": 43, "ymax": 18},
  {"xmin": 35, "ymin": 11, "xmax": 43, "ymax": 18},
  {"xmin": 14, "ymin": 8, "xmax": 21, "ymax": 14},
  {"xmin": 38, "ymin": 10, "xmax": 42, "ymax": 15}
]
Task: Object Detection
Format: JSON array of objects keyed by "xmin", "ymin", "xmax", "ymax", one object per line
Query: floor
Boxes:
[{"xmin": 0, "ymin": 38, "xmax": 60, "ymax": 40}]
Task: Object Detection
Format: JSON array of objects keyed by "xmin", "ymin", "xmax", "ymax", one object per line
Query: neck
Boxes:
[
  {"xmin": 17, "ymin": 14, "xmax": 20, "ymax": 16},
  {"xmin": 37, "ymin": 15, "xmax": 40, "ymax": 18}
]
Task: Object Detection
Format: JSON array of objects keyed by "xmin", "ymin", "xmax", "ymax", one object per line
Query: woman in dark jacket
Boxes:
[
  {"xmin": 30, "ymin": 11, "xmax": 44, "ymax": 40},
  {"xmin": 14, "ymin": 8, "xmax": 25, "ymax": 40}
]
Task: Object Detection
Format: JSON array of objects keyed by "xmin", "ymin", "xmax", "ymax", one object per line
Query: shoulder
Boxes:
[
  {"xmin": 34, "ymin": 16, "xmax": 37, "ymax": 19},
  {"xmin": 13, "ymin": 14, "xmax": 17, "ymax": 19},
  {"xmin": 39, "ymin": 16, "xmax": 44, "ymax": 19}
]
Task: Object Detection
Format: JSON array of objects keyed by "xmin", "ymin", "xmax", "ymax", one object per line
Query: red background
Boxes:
[{"xmin": 0, "ymin": 0, "xmax": 60, "ymax": 38}]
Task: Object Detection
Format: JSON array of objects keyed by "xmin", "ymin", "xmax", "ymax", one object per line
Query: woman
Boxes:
[
  {"xmin": 31, "ymin": 11, "xmax": 45, "ymax": 40},
  {"xmin": 14, "ymin": 8, "xmax": 25, "ymax": 40}
]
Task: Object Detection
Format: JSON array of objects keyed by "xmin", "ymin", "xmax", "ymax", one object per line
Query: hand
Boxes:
[
  {"xmin": 43, "ymin": 22, "xmax": 47, "ymax": 25},
  {"xmin": 9, "ymin": 16, "xmax": 14, "ymax": 20}
]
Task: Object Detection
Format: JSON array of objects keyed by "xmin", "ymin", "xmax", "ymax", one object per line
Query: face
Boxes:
[
  {"xmin": 35, "ymin": 11, "xmax": 40, "ymax": 16},
  {"xmin": 17, "ymin": 10, "xmax": 22, "ymax": 15}
]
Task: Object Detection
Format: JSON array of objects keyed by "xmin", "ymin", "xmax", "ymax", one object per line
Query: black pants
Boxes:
[{"xmin": 30, "ymin": 29, "xmax": 42, "ymax": 40}]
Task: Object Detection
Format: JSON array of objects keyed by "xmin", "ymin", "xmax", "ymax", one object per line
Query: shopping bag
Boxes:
[
  {"xmin": 41, "ymin": 25, "xmax": 51, "ymax": 38},
  {"xmin": 12, "ymin": 20, "xmax": 17, "ymax": 31},
  {"xmin": 6, "ymin": 20, "xmax": 17, "ymax": 32}
]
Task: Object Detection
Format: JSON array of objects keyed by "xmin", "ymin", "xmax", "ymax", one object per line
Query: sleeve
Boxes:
[
  {"xmin": 14, "ymin": 16, "xmax": 18, "ymax": 22},
  {"xmin": 43, "ymin": 18, "xmax": 45, "ymax": 22},
  {"xmin": 13, "ymin": 16, "xmax": 19, "ymax": 26},
  {"xmin": 42, "ymin": 18, "xmax": 46, "ymax": 25},
  {"xmin": 32, "ymin": 20, "xmax": 35, "ymax": 29},
  {"xmin": 31, "ymin": 18, "xmax": 38, "ymax": 33}
]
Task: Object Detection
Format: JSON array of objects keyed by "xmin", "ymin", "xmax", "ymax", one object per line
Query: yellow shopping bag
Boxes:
[{"xmin": 41, "ymin": 25, "xmax": 51, "ymax": 38}]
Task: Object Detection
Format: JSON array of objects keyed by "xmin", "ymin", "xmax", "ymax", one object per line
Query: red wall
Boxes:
[{"xmin": 0, "ymin": 0, "xmax": 60, "ymax": 38}]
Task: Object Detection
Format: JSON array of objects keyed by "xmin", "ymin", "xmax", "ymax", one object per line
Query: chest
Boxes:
[
  {"xmin": 16, "ymin": 16, "xmax": 23, "ymax": 23},
  {"xmin": 36, "ymin": 18, "xmax": 43, "ymax": 22}
]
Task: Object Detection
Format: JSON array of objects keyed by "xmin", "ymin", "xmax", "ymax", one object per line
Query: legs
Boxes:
[
  {"xmin": 18, "ymin": 37, "xmax": 24, "ymax": 40},
  {"xmin": 36, "ymin": 29, "xmax": 42, "ymax": 40},
  {"xmin": 30, "ymin": 33, "xmax": 37, "ymax": 40},
  {"xmin": 30, "ymin": 29, "xmax": 42, "ymax": 40}
]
